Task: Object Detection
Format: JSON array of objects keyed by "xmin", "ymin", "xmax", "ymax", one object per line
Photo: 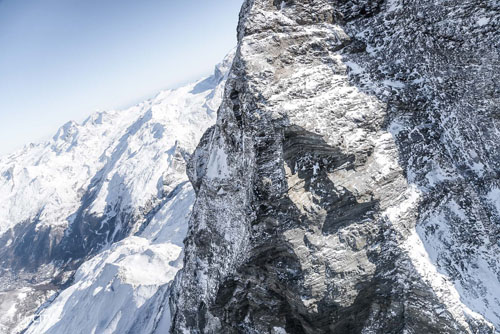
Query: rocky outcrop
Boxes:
[{"xmin": 171, "ymin": 0, "xmax": 499, "ymax": 333}]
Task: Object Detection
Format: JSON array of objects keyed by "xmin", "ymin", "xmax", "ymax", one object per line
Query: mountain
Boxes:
[
  {"xmin": 169, "ymin": 0, "xmax": 500, "ymax": 333},
  {"xmin": 0, "ymin": 51, "xmax": 234, "ymax": 333},
  {"xmin": 1, "ymin": 0, "xmax": 499, "ymax": 333}
]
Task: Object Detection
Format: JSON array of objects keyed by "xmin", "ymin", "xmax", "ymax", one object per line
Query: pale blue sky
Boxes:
[{"xmin": 0, "ymin": 0, "xmax": 242, "ymax": 155}]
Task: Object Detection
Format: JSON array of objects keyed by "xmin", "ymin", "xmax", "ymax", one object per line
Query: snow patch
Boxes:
[
  {"xmin": 382, "ymin": 79, "xmax": 406, "ymax": 88},
  {"xmin": 273, "ymin": 327, "xmax": 288, "ymax": 334},
  {"xmin": 345, "ymin": 61, "xmax": 365, "ymax": 75},
  {"xmin": 486, "ymin": 187, "xmax": 500, "ymax": 214},
  {"xmin": 477, "ymin": 17, "xmax": 490, "ymax": 26},
  {"xmin": 206, "ymin": 146, "xmax": 230, "ymax": 179}
]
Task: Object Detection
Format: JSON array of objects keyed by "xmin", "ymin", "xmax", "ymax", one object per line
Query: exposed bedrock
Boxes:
[{"xmin": 171, "ymin": 0, "xmax": 499, "ymax": 333}]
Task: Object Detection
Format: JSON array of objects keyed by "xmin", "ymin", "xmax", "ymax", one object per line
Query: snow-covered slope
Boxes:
[
  {"xmin": 24, "ymin": 185, "xmax": 194, "ymax": 334},
  {"xmin": 0, "ymin": 51, "xmax": 233, "ymax": 333}
]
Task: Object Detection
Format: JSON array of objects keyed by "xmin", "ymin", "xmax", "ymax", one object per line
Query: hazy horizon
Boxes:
[{"xmin": 0, "ymin": 0, "xmax": 242, "ymax": 155}]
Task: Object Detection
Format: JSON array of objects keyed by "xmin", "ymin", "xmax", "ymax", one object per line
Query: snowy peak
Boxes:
[
  {"xmin": 0, "ymin": 50, "xmax": 234, "ymax": 237},
  {"xmin": 0, "ymin": 50, "xmax": 234, "ymax": 333}
]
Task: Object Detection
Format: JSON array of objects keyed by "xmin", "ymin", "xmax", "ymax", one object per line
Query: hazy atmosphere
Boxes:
[{"xmin": 0, "ymin": 0, "xmax": 241, "ymax": 155}]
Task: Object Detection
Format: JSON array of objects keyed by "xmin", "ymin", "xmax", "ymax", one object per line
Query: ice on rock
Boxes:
[{"xmin": 169, "ymin": 0, "xmax": 500, "ymax": 333}]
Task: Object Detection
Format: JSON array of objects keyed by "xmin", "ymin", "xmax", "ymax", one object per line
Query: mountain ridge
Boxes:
[{"xmin": 0, "ymin": 50, "xmax": 234, "ymax": 334}]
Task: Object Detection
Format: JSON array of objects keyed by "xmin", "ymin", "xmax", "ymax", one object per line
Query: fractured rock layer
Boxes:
[{"xmin": 171, "ymin": 0, "xmax": 499, "ymax": 333}]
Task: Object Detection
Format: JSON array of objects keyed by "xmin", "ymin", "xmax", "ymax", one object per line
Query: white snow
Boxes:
[
  {"xmin": 25, "ymin": 236, "xmax": 183, "ymax": 334},
  {"xmin": 372, "ymin": 132, "xmax": 401, "ymax": 178},
  {"xmin": 344, "ymin": 61, "xmax": 365, "ymax": 75},
  {"xmin": 477, "ymin": 17, "xmax": 490, "ymax": 26},
  {"xmin": 414, "ymin": 205, "xmax": 500, "ymax": 330},
  {"xmin": 382, "ymin": 79, "xmax": 406, "ymax": 88},
  {"xmin": 2, "ymin": 51, "xmax": 235, "ymax": 334},
  {"xmin": 273, "ymin": 326, "xmax": 288, "ymax": 334},
  {"xmin": 383, "ymin": 186, "xmax": 491, "ymax": 331},
  {"xmin": 0, "ymin": 288, "xmax": 32, "ymax": 334},
  {"xmin": 425, "ymin": 162, "xmax": 454, "ymax": 187},
  {"xmin": 206, "ymin": 145, "xmax": 230, "ymax": 179},
  {"xmin": 470, "ymin": 161, "xmax": 485, "ymax": 177},
  {"xmin": 383, "ymin": 185, "xmax": 421, "ymax": 222},
  {"xmin": 312, "ymin": 162, "xmax": 320, "ymax": 176},
  {"xmin": 405, "ymin": 225, "xmax": 486, "ymax": 330},
  {"xmin": 486, "ymin": 187, "xmax": 500, "ymax": 214},
  {"xmin": 386, "ymin": 0, "xmax": 401, "ymax": 12}
]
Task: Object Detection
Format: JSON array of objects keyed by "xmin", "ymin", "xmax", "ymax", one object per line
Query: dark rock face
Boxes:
[{"xmin": 171, "ymin": 0, "xmax": 499, "ymax": 333}]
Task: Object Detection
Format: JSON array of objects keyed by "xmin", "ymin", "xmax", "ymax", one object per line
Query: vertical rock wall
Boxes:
[{"xmin": 171, "ymin": 1, "xmax": 499, "ymax": 333}]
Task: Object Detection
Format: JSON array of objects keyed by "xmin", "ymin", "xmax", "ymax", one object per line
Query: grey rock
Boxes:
[{"xmin": 171, "ymin": 0, "xmax": 499, "ymax": 333}]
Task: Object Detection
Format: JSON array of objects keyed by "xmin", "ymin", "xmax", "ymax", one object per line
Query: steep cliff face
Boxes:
[{"xmin": 171, "ymin": 0, "xmax": 499, "ymax": 333}]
